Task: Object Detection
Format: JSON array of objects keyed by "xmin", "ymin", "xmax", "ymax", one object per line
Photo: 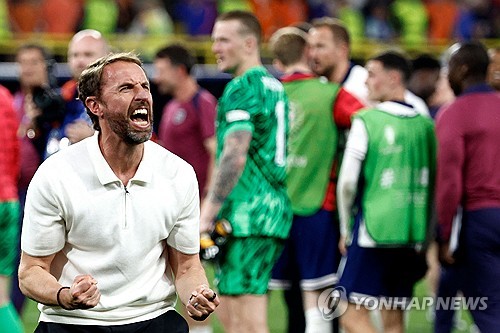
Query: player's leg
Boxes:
[
  {"xmin": 336, "ymin": 217, "xmax": 380, "ymax": 332},
  {"xmin": 340, "ymin": 302, "xmax": 377, "ymax": 333},
  {"xmin": 337, "ymin": 217, "xmax": 425, "ymax": 333},
  {"xmin": 384, "ymin": 248, "xmax": 427, "ymax": 333},
  {"xmin": 336, "ymin": 249, "xmax": 379, "ymax": 331},
  {"xmin": 212, "ymin": 290, "xmax": 231, "ymax": 330},
  {"xmin": 223, "ymin": 294, "xmax": 269, "ymax": 333},
  {"xmin": 216, "ymin": 236, "xmax": 284, "ymax": 333},
  {"xmin": 425, "ymin": 241, "xmax": 440, "ymax": 298},
  {"xmin": 434, "ymin": 264, "xmax": 463, "ymax": 333},
  {"xmin": 461, "ymin": 208, "xmax": 500, "ymax": 332},
  {"xmin": 380, "ymin": 308, "xmax": 404, "ymax": 333},
  {"xmin": 302, "ymin": 289, "xmax": 332, "ymax": 332},
  {"xmin": 10, "ymin": 189, "xmax": 27, "ymax": 314},
  {"xmin": 268, "ymin": 220, "xmax": 306, "ymax": 333},
  {"xmin": 283, "ymin": 282, "xmax": 305, "ymax": 333},
  {"xmin": 0, "ymin": 201, "xmax": 23, "ymax": 333},
  {"xmin": 295, "ymin": 210, "xmax": 339, "ymax": 332}
]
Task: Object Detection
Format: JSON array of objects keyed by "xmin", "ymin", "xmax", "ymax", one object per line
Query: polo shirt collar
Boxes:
[{"xmin": 87, "ymin": 132, "xmax": 153, "ymax": 186}]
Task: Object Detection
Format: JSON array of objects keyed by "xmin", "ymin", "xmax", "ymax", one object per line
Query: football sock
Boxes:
[
  {"xmin": 305, "ymin": 307, "xmax": 332, "ymax": 333},
  {"xmin": 0, "ymin": 302, "xmax": 24, "ymax": 333}
]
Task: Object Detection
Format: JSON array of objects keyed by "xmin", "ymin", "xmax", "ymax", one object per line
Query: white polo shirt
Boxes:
[{"xmin": 21, "ymin": 133, "xmax": 200, "ymax": 325}]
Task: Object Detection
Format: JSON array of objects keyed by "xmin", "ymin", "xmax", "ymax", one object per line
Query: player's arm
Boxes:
[
  {"xmin": 18, "ymin": 252, "xmax": 100, "ymax": 309},
  {"xmin": 199, "ymin": 93, "xmax": 218, "ymax": 198},
  {"xmin": 202, "ymin": 136, "xmax": 216, "ymax": 198},
  {"xmin": 18, "ymin": 252, "xmax": 60, "ymax": 305},
  {"xmin": 337, "ymin": 118, "xmax": 368, "ymax": 254},
  {"xmin": 167, "ymin": 247, "xmax": 219, "ymax": 320},
  {"xmin": 200, "ymin": 130, "xmax": 252, "ymax": 233},
  {"xmin": 436, "ymin": 107, "xmax": 465, "ymax": 264},
  {"xmin": 19, "ymin": 164, "xmax": 100, "ymax": 310}
]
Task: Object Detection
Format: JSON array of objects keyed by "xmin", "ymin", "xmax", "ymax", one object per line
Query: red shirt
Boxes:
[
  {"xmin": 158, "ymin": 89, "xmax": 217, "ymax": 197},
  {"xmin": 0, "ymin": 85, "xmax": 20, "ymax": 201},
  {"xmin": 436, "ymin": 85, "xmax": 500, "ymax": 241},
  {"xmin": 281, "ymin": 72, "xmax": 366, "ymax": 211},
  {"xmin": 323, "ymin": 86, "xmax": 366, "ymax": 211}
]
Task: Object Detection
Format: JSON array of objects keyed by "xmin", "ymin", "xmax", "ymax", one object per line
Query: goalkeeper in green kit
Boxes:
[{"xmin": 200, "ymin": 10, "xmax": 292, "ymax": 333}]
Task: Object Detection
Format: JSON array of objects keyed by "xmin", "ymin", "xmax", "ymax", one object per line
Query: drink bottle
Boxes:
[{"xmin": 200, "ymin": 219, "xmax": 232, "ymax": 261}]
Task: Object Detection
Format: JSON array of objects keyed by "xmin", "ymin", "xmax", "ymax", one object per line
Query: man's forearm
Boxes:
[
  {"xmin": 18, "ymin": 252, "xmax": 61, "ymax": 306},
  {"xmin": 337, "ymin": 166, "xmax": 359, "ymax": 238},
  {"xmin": 207, "ymin": 131, "xmax": 251, "ymax": 205},
  {"xmin": 175, "ymin": 264, "xmax": 210, "ymax": 306},
  {"xmin": 201, "ymin": 130, "xmax": 251, "ymax": 230},
  {"xmin": 167, "ymin": 247, "xmax": 214, "ymax": 306}
]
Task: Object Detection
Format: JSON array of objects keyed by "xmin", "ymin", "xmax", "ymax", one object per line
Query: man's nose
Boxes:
[
  {"xmin": 135, "ymin": 86, "xmax": 150, "ymax": 100},
  {"xmin": 211, "ymin": 42, "xmax": 220, "ymax": 53}
]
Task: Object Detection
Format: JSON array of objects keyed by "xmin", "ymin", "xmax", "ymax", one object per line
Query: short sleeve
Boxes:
[
  {"xmin": 198, "ymin": 90, "xmax": 217, "ymax": 140},
  {"xmin": 21, "ymin": 163, "xmax": 66, "ymax": 256},
  {"xmin": 333, "ymin": 87, "xmax": 366, "ymax": 129},
  {"xmin": 220, "ymin": 79, "xmax": 259, "ymax": 137},
  {"xmin": 166, "ymin": 166, "xmax": 201, "ymax": 254}
]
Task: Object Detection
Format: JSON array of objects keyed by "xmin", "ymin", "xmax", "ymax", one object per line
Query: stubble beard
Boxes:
[
  {"xmin": 108, "ymin": 117, "xmax": 153, "ymax": 145},
  {"xmin": 313, "ymin": 63, "xmax": 334, "ymax": 81}
]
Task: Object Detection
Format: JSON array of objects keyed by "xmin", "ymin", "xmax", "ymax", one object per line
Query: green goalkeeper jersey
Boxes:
[{"xmin": 216, "ymin": 66, "xmax": 292, "ymax": 239}]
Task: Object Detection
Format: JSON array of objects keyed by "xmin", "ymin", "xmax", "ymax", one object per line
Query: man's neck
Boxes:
[
  {"xmin": 98, "ymin": 132, "xmax": 144, "ymax": 186},
  {"xmin": 283, "ymin": 63, "xmax": 313, "ymax": 75},
  {"xmin": 384, "ymin": 87, "xmax": 406, "ymax": 103},
  {"xmin": 174, "ymin": 77, "xmax": 198, "ymax": 102},
  {"xmin": 331, "ymin": 60, "xmax": 350, "ymax": 84},
  {"xmin": 235, "ymin": 57, "xmax": 262, "ymax": 77}
]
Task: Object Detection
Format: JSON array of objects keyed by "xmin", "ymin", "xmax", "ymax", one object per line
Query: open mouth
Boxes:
[
  {"xmin": 130, "ymin": 108, "xmax": 149, "ymax": 128},
  {"xmin": 216, "ymin": 55, "xmax": 224, "ymax": 65}
]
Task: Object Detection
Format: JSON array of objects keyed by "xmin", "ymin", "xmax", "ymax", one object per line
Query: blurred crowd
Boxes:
[{"xmin": 0, "ymin": 0, "xmax": 498, "ymax": 42}]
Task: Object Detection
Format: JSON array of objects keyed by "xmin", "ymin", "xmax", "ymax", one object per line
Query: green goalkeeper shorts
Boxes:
[
  {"xmin": 0, "ymin": 201, "xmax": 20, "ymax": 276},
  {"xmin": 216, "ymin": 236, "xmax": 284, "ymax": 295}
]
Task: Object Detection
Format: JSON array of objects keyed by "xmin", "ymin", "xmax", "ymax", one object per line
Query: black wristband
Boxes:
[{"xmin": 56, "ymin": 286, "xmax": 71, "ymax": 310}]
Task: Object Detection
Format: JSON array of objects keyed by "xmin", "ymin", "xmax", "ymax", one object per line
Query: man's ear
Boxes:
[
  {"xmin": 85, "ymin": 96, "xmax": 101, "ymax": 117},
  {"xmin": 459, "ymin": 64, "xmax": 469, "ymax": 79},
  {"xmin": 244, "ymin": 35, "xmax": 258, "ymax": 53},
  {"xmin": 388, "ymin": 69, "xmax": 402, "ymax": 86},
  {"xmin": 177, "ymin": 64, "xmax": 188, "ymax": 77},
  {"xmin": 338, "ymin": 41, "xmax": 350, "ymax": 60},
  {"xmin": 272, "ymin": 59, "xmax": 285, "ymax": 73}
]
